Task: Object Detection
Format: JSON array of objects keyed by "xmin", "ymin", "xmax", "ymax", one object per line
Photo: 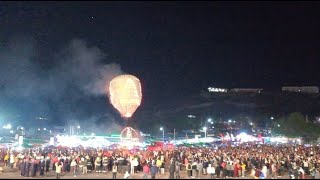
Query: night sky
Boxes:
[{"xmin": 0, "ymin": 2, "xmax": 320, "ymax": 126}]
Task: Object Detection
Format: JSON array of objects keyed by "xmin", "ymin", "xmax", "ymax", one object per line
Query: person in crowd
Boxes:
[
  {"xmin": 40, "ymin": 157, "xmax": 45, "ymax": 177},
  {"xmin": 192, "ymin": 160, "xmax": 198, "ymax": 178},
  {"xmin": 197, "ymin": 160, "xmax": 203, "ymax": 178},
  {"xmin": 130, "ymin": 156, "xmax": 136, "ymax": 175},
  {"xmin": 78, "ymin": 158, "xmax": 83, "ymax": 174},
  {"xmin": 208, "ymin": 163, "xmax": 215, "ymax": 179},
  {"xmin": 45, "ymin": 156, "xmax": 50, "ymax": 174},
  {"xmin": 112, "ymin": 162, "xmax": 118, "ymax": 179},
  {"xmin": 314, "ymin": 168, "xmax": 320, "ymax": 179},
  {"xmin": 55, "ymin": 161, "xmax": 62, "ymax": 179},
  {"xmin": 102, "ymin": 156, "xmax": 109, "ymax": 174},
  {"xmin": 271, "ymin": 161, "xmax": 277, "ymax": 179},
  {"xmin": 169, "ymin": 160, "xmax": 175, "ymax": 179},
  {"xmin": 9, "ymin": 154, "xmax": 15, "ymax": 169},
  {"xmin": 4, "ymin": 153, "xmax": 9, "ymax": 167},
  {"xmin": 133, "ymin": 156, "xmax": 139, "ymax": 173},
  {"xmin": 124, "ymin": 170, "xmax": 130, "ymax": 179},
  {"xmin": 175, "ymin": 161, "xmax": 181, "ymax": 179},
  {"xmin": 241, "ymin": 161, "xmax": 246, "ymax": 178},
  {"xmin": 299, "ymin": 166, "xmax": 305, "ymax": 179},
  {"xmin": 82, "ymin": 157, "xmax": 88, "ymax": 174},
  {"xmin": 94, "ymin": 156, "xmax": 101, "ymax": 173},
  {"xmin": 19, "ymin": 159, "xmax": 25, "ymax": 176},
  {"xmin": 70, "ymin": 158, "xmax": 77, "ymax": 177},
  {"xmin": 25, "ymin": 158, "xmax": 30, "ymax": 177},
  {"xmin": 156, "ymin": 157, "xmax": 162, "ymax": 174},
  {"xmin": 261, "ymin": 164, "xmax": 268, "ymax": 179},
  {"xmin": 29, "ymin": 158, "xmax": 35, "ymax": 177},
  {"xmin": 143, "ymin": 163, "xmax": 150, "ymax": 179},
  {"xmin": 215, "ymin": 162, "xmax": 221, "ymax": 178},
  {"xmin": 186, "ymin": 161, "xmax": 192, "ymax": 178},
  {"xmin": 126, "ymin": 161, "xmax": 131, "ymax": 174},
  {"xmin": 203, "ymin": 157, "xmax": 209, "ymax": 175},
  {"xmin": 150, "ymin": 163, "xmax": 158, "ymax": 179},
  {"xmin": 87, "ymin": 157, "xmax": 92, "ymax": 173}
]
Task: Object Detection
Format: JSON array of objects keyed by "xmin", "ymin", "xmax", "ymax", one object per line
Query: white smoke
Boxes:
[
  {"xmin": 51, "ymin": 38, "xmax": 123, "ymax": 97},
  {"xmin": 0, "ymin": 36, "xmax": 124, "ymax": 124}
]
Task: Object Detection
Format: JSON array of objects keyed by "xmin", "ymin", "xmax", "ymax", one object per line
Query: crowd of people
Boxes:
[{"xmin": 1, "ymin": 143, "xmax": 320, "ymax": 179}]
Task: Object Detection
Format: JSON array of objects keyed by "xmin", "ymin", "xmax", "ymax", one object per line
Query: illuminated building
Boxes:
[
  {"xmin": 229, "ymin": 88, "xmax": 263, "ymax": 93},
  {"xmin": 208, "ymin": 87, "xmax": 228, "ymax": 92},
  {"xmin": 282, "ymin": 86, "xmax": 319, "ymax": 94}
]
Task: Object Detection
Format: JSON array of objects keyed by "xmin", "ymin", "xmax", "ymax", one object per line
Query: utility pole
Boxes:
[
  {"xmin": 160, "ymin": 127, "xmax": 164, "ymax": 142},
  {"xmin": 162, "ymin": 129, "xmax": 165, "ymax": 142}
]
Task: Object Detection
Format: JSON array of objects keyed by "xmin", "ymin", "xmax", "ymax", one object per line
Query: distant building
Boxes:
[
  {"xmin": 229, "ymin": 88, "xmax": 263, "ymax": 93},
  {"xmin": 52, "ymin": 126, "xmax": 65, "ymax": 135},
  {"xmin": 208, "ymin": 87, "xmax": 228, "ymax": 92},
  {"xmin": 282, "ymin": 86, "xmax": 319, "ymax": 94}
]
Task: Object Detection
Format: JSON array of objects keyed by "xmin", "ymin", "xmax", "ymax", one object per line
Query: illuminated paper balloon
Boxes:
[{"xmin": 109, "ymin": 74, "xmax": 142, "ymax": 118}]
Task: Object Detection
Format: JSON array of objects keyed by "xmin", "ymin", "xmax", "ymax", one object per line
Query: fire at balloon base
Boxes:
[
  {"xmin": 120, "ymin": 127, "xmax": 139, "ymax": 142},
  {"xmin": 117, "ymin": 127, "xmax": 142, "ymax": 149}
]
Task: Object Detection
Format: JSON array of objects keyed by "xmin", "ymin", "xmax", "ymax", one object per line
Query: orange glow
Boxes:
[{"xmin": 109, "ymin": 74, "xmax": 142, "ymax": 118}]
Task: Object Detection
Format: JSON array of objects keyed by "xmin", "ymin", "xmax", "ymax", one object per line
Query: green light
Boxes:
[{"xmin": 111, "ymin": 134, "xmax": 120, "ymax": 137}]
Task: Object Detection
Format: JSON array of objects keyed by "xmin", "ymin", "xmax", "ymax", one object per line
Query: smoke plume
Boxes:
[{"xmin": 0, "ymin": 37, "xmax": 124, "ymax": 126}]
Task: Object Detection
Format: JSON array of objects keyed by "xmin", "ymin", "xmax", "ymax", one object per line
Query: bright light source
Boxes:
[
  {"xmin": 228, "ymin": 120, "xmax": 232, "ymax": 123},
  {"xmin": 210, "ymin": 122, "xmax": 213, "ymax": 124},
  {"xmin": 9, "ymin": 130, "xmax": 13, "ymax": 133},
  {"xmin": 38, "ymin": 128, "xmax": 40, "ymax": 131},
  {"xmin": 21, "ymin": 127, "xmax": 24, "ymax": 130},
  {"xmin": 43, "ymin": 128, "xmax": 47, "ymax": 131},
  {"xmin": 91, "ymin": 133, "xmax": 95, "ymax": 136},
  {"xmin": 271, "ymin": 117, "xmax": 274, "ymax": 120},
  {"xmin": 235, "ymin": 132, "xmax": 258, "ymax": 143},
  {"xmin": 277, "ymin": 124, "xmax": 280, "ymax": 127},
  {"xmin": 77, "ymin": 126, "xmax": 80, "ymax": 129},
  {"xmin": 208, "ymin": 118, "xmax": 212, "ymax": 122},
  {"xmin": 238, "ymin": 132, "xmax": 247, "ymax": 138},
  {"xmin": 208, "ymin": 87, "xmax": 228, "ymax": 92},
  {"xmin": 160, "ymin": 127, "xmax": 163, "ymax": 131},
  {"xmin": 233, "ymin": 121, "xmax": 236, "ymax": 123},
  {"xmin": 250, "ymin": 122, "xmax": 253, "ymax": 125},
  {"xmin": 3, "ymin": 124, "xmax": 12, "ymax": 129},
  {"xmin": 203, "ymin": 127, "xmax": 207, "ymax": 131}
]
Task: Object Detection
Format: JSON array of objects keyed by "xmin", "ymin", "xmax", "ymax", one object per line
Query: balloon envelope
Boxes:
[{"xmin": 109, "ymin": 74, "xmax": 142, "ymax": 118}]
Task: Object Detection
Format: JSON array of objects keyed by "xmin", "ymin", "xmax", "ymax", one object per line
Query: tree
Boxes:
[{"xmin": 273, "ymin": 112, "xmax": 320, "ymax": 139}]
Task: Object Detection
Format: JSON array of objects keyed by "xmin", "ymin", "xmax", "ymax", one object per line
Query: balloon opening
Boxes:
[{"xmin": 125, "ymin": 113, "xmax": 132, "ymax": 118}]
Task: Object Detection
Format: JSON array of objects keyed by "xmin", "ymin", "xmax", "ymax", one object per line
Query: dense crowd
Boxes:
[{"xmin": 1, "ymin": 143, "xmax": 320, "ymax": 179}]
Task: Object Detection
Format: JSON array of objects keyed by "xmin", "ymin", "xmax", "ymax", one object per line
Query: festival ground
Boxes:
[{"xmin": 0, "ymin": 167, "xmax": 293, "ymax": 179}]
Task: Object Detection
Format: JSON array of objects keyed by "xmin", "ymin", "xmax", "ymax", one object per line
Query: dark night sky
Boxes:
[{"xmin": 0, "ymin": 1, "xmax": 320, "ymax": 125}]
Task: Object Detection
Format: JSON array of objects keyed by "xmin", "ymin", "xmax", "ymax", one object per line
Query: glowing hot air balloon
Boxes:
[{"xmin": 109, "ymin": 74, "xmax": 142, "ymax": 119}]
